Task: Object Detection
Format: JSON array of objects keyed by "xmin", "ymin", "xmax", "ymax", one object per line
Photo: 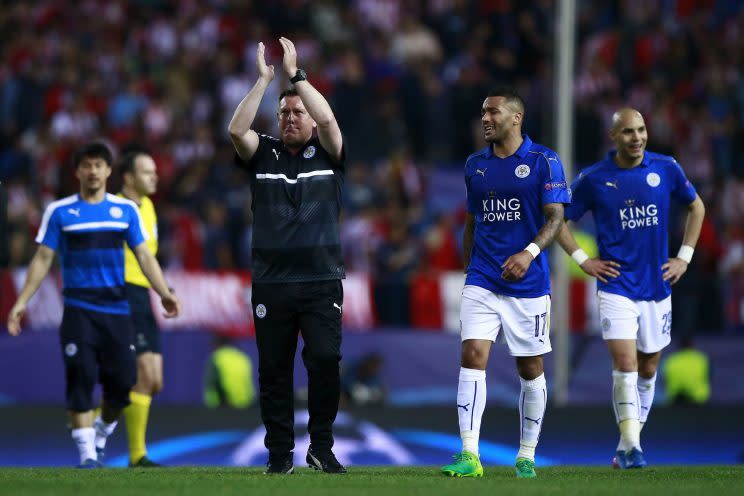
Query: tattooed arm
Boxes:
[
  {"xmin": 533, "ymin": 202, "xmax": 565, "ymax": 250},
  {"xmin": 501, "ymin": 202, "xmax": 564, "ymax": 281}
]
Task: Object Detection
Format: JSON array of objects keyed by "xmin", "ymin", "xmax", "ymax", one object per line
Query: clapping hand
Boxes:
[
  {"xmin": 279, "ymin": 37, "xmax": 298, "ymax": 79},
  {"xmin": 256, "ymin": 42, "xmax": 275, "ymax": 81}
]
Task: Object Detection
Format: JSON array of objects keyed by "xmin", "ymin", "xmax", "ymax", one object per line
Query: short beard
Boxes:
[{"xmin": 484, "ymin": 126, "xmax": 507, "ymax": 145}]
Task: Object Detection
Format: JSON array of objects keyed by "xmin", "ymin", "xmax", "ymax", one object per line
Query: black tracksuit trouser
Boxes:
[{"xmin": 252, "ymin": 280, "xmax": 343, "ymax": 457}]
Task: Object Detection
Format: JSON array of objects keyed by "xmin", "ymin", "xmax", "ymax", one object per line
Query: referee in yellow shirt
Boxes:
[{"xmin": 119, "ymin": 150, "xmax": 163, "ymax": 467}]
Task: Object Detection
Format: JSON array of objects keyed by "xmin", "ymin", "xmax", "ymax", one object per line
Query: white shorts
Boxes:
[
  {"xmin": 460, "ymin": 285, "xmax": 552, "ymax": 357},
  {"xmin": 597, "ymin": 290, "xmax": 672, "ymax": 353}
]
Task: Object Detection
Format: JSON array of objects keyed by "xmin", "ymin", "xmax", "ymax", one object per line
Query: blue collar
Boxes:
[
  {"xmin": 606, "ymin": 150, "xmax": 651, "ymax": 168},
  {"xmin": 486, "ymin": 134, "xmax": 532, "ymax": 159}
]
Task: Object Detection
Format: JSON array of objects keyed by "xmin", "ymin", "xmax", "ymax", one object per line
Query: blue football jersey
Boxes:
[
  {"xmin": 35, "ymin": 193, "xmax": 148, "ymax": 314},
  {"xmin": 465, "ymin": 135, "xmax": 571, "ymax": 297},
  {"xmin": 565, "ymin": 151, "xmax": 697, "ymax": 301}
]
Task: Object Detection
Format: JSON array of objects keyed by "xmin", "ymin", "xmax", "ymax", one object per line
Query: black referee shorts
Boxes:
[
  {"xmin": 126, "ymin": 283, "xmax": 161, "ymax": 354},
  {"xmin": 59, "ymin": 305, "xmax": 137, "ymax": 411},
  {"xmin": 252, "ymin": 279, "xmax": 343, "ymax": 455}
]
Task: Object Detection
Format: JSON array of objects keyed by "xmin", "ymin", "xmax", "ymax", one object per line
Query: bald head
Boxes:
[
  {"xmin": 610, "ymin": 108, "xmax": 647, "ymax": 167},
  {"xmin": 611, "ymin": 108, "xmax": 645, "ymax": 133}
]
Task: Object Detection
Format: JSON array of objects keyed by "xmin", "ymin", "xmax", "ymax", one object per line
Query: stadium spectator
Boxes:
[
  {"xmin": 662, "ymin": 336, "xmax": 711, "ymax": 405},
  {"xmin": 203, "ymin": 334, "xmax": 255, "ymax": 409},
  {"xmin": 373, "ymin": 216, "xmax": 419, "ymax": 327},
  {"xmin": 340, "ymin": 352, "xmax": 385, "ymax": 406}
]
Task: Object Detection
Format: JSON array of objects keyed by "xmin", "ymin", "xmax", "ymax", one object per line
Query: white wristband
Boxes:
[
  {"xmin": 677, "ymin": 245, "xmax": 694, "ymax": 264},
  {"xmin": 571, "ymin": 248, "xmax": 590, "ymax": 266},
  {"xmin": 524, "ymin": 243, "xmax": 541, "ymax": 259}
]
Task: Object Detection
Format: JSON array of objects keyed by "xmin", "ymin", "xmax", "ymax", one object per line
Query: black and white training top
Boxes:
[{"xmin": 235, "ymin": 134, "xmax": 345, "ymax": 283}]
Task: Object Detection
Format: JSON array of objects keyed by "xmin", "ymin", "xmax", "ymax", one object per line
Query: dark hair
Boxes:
[
  {"xmin": 118, "ymin": 145, "xmax": 149, "ymax": 179},
  {"xmin": 487, "ymin": 86, "xmax": 525, "ymax": 114},
  {"xmin": 73, "ymin": 142, "xmax": 113, "ymax": 168},
  {"xmin": 279, "ymin": 88, "xmax": 299, "ymax": 101}
]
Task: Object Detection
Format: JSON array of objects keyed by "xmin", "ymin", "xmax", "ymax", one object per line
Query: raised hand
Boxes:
[
  {"xmin": 256, "ymin": 42, "xmax": 274, "ymax": 81},
  {"xmin": 580, "ymin": 258, "xmax": 621, "ymax": 283},
  {"xmin": 278, "ymin": 37, "xmax": 298, "ymax": 78}
]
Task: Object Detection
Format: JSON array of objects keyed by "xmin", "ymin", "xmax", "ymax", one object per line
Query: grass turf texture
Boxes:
[{"xmin": 1, "ymin": 466, "xmax": 743, "ymax": 496}]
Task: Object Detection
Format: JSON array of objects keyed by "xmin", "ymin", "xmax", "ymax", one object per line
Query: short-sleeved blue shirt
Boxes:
[
  {"xmin": 565, "ymin": 151, "xmax": 697, "ymax": 301},
  {"xmin": 36, "ymin": 193, "xmax": 148, "ymax": 314},
  {"xmin": 465, "ymin": 135, "xmax": 571, "ymax": 297}
]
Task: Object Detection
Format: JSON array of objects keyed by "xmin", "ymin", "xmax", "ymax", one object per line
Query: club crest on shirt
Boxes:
[
  {"xmin": 515, "ymin": 164, "xmax": 530, "ymax": 178},
  {"xmin": 646, "ymin": 172, "xmax": 661, "ymax": 187},
  {"xmin": 64, "ymin": 343, "xmax": 78, "ymax": 357},
  {"xmin": 109, "ymin": 206, "xmax": 123, "ymax": 219},
  {"xmin": 255, "ymin": 304, "xmax": 267, "ymax": 319},
  {"xmin": 303, "ymin": 146, "xmax": 316, "ymax": 159}
]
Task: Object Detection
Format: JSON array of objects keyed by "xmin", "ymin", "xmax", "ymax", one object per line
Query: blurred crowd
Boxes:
[{"xmin": 1, "ymin": 0, "xmax": 743, "ymax": 332}]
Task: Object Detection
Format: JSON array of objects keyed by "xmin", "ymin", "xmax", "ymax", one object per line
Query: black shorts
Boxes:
[
  {"xmin": 60, "ymin": 305, "xmax": 137, "ymax": 411},
  {"xmin": 126, "ymin": 283, "xmax": 161, "ymax": 354}
]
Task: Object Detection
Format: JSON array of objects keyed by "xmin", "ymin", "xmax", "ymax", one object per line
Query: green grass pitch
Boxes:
[{"xmin": 1, "ymin": 466, "xmax": 743, "ymax": 496}]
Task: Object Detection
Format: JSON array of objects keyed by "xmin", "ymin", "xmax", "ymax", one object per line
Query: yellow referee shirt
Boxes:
[{"xmin": 120, "ymin": 194, "xmax": 158, "ymax": 288}]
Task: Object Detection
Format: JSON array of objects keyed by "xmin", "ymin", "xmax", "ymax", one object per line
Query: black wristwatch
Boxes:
[{"xmin": 290, "ymin": 69, "xmax": 307, "ymax": 84}]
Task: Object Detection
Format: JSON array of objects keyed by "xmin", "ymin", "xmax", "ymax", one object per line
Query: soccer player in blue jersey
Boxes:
[
  {"xmin": 557, "ymin": 108, "xmax": 705, "ymax": 469},
  {"xmin": 6, "ymin": 142, "xmax": 180, "ymax": 468},
  {"xmin": 441, "ymin": 88, "xmax": 570, "ymax": 479}
]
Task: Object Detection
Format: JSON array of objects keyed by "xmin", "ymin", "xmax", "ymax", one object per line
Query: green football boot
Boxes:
[
  {"xmin": 441, "ymin": 450, "xmax": 483, "ymax": 478},
  {"xmin": 515, "ymin": 457, "xmax": 537, "ymax": 478}
]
